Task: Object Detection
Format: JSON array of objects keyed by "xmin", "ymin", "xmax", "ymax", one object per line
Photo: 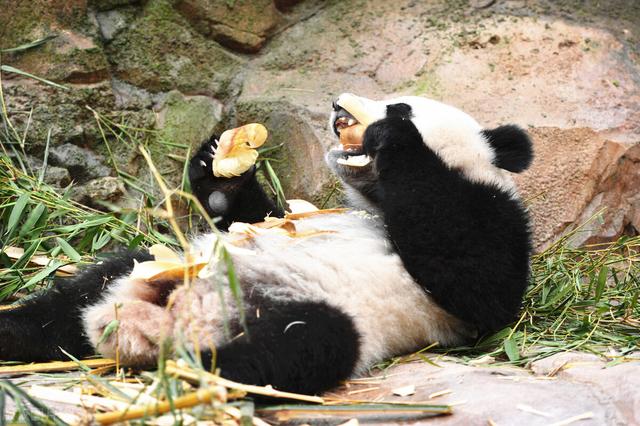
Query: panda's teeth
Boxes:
[{"xmin": 347, "ymin": 118, "xmax": 356, "ymax": 126}]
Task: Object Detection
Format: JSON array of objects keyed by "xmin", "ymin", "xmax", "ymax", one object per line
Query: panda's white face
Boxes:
[{"xmin": 327, "ymin": 93, "xmax": 518, "ymax": 199}]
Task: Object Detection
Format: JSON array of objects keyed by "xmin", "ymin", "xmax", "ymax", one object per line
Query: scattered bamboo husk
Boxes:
[
  {"xmin": 0, "ymin": 358, "xmax": 115, "ymax": 375},
  {"xmin": 4, "ymin": 245, "xmax": 78, "ymax": 275},
  {"xmin": 28, "ymin": 385, "xmax": 130, "ymax": 411}
]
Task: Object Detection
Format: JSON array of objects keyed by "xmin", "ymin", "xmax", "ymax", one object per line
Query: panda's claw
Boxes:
[{"xmin": 199, "ymin": 160, "xmax": 207, "ymax": 168}]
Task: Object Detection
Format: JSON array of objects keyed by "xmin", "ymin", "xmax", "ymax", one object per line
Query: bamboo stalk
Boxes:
[
  {"xmin": 93, "ymin": 386, "xmax": 225, "ymax": 425},
  {"xmin": 0, "ymin": 358, "xmax": 115, "ymax": 375},
  {"xmin": 164, "ymin": 360, "xmax": 324, "ymax": 404}
]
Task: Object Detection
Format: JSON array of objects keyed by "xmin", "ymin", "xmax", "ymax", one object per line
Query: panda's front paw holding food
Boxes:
[{"xmin": 189, "ymin": 135, "xmax": 256, "ymax": 218}]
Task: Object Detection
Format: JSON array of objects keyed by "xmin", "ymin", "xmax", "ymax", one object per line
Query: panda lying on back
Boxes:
[{"xmin": 0, "ymin": 94, "xmax": 532, "ymax": 395}]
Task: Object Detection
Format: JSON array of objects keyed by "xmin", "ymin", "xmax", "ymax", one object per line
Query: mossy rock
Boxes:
[
  {"xmin": 175, "ymin": 0, "xmax": 281, "ymax": 53},
  {"xmin": 106, "ymin": 0, "xmax": 244, "ymax": 97},
  {"xmin": 0, "ymin": 0, "xmax": 110, "ymax": 84}
]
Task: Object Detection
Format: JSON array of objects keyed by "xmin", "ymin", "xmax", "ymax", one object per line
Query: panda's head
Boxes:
[{"xmin": 326, "ymin": 93, "xmax": 533, "ymax": 207}]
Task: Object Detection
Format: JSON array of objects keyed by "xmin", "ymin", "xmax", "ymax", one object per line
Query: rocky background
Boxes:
[{"xmin": 1, "ymin": 0, "xmax": 639, "ymax": 250}]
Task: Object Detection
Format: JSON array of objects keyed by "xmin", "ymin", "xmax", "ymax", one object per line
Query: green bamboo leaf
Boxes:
[
  {"xmin": 6, "ymin": 193, "xmax": 30, "ymax": 236},
  {"xmin": 10, "ymin": 240, "xmax": 41, "ymax": 270},
  {"xmin": 54, "ymin": 216, "xmax": 113, "ymax": 233},
  {"xmin": 55, "ymin": 237, "xmax": 81, "ymax": 262},
  {"xmin": 0, "ymin": 35, "xmax": 57, "ymax": 53},
  {"xmin": 21, "ymin": 260, "xmax": 63, "ymax": 290},
  {"xmin": 18, "ymin": 204, "xmax": 46, "ymax": 237},
  {"xmin": 222, "ymin": 246, "xmax": 246, "ymax": 332},
  {"xmin": 0, "ymin": 388, "xmax": 5, "ymax": 426},
  {"xmin": 595, "ymin": 266, "xmax": 608, "ymax": 303},
  {"xmin": 503, "ymin": 335, "xmax": 520, "ymax": 362},
  {"xmin": 1, "ymin": 65, "xmax": 68, "ymax": 90},
  {"xmin": 0, "ymin": 380, "xmax": 68, "ymax": 426},
  {"xmin": 91, "ymin": 230, "xmax": 112, "ymax": 251},
  {"xmin": 262, "ymin": 159, "xmax": 286, "ymax": 210},
  {"xmin": 98, "ymin": 319, "xmax": 120, "ymax": 345}
]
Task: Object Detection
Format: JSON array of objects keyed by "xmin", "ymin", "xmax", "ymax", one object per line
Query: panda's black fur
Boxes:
[{"xmin": 0, "ymin": 94, "xmax": 532, "ymax": 396}]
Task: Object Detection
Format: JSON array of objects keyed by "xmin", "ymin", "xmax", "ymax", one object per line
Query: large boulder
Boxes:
[
  {"xmin": 106, "ymin": 0, "xmax": 244, "ymax": 97},
  {"xmin": 234, "ymin": 99, "xmax": 337, "ymax": 206},
  {"xmin": 515, "ymin": 128, "xmax": 640, "ymax": 250},
  {"xmin": 175, "ymin": 0, "xmax": 281, "ymax": 53},
  {"xmin": 0, "ymin": 0, "xmax": 110, "ymax": 85}
]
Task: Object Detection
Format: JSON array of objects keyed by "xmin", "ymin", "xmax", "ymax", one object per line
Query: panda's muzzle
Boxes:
[{"xmin": 332, "ymin": 107, "xmax": 359, "ymax": 137}]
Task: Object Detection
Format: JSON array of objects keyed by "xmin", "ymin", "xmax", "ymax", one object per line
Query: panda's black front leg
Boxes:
[
  {"xmin": 363, "ymin": 115, "xmax": 529, "ymax": 334},
  {"xmin": 189, "ymin": 136, "xmax": 284, "ymax": 229}
]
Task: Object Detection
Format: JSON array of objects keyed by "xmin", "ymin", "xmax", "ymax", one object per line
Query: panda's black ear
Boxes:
[{"xmin": 482, "ymin": 125, "xmax": 533, "ymax": 173}]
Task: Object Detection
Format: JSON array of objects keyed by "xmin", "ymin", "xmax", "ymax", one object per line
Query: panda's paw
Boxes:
[
  {"xmin": 363, "ymin": 116, "xmax": 425, "ymax": 159},
  {"xmin": 188, "ymin": 136, "xmax": 256, "ymax": 216},
  {"xmin": 84, "ymin": 301, "xmax": 173, "ymax": 366}
]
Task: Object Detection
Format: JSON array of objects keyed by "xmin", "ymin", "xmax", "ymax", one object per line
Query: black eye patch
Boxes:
[{"xmin": 385, "ymin": 103, "xmax": 413, "ymax": 120}]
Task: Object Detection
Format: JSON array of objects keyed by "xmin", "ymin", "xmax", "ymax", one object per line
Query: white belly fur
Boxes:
[
  {"xmin": 83, "ymin": 212, "xmax": 471, "ymax": 372},
  {"xmin": 190, "ymin": 212, "xmax": 471, "ymax": 372}
]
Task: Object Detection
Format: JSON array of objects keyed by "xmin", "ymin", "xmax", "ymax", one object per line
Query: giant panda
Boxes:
[{"xmin": 0, "ymin": 93, "xmax": 533, "ymax": 395}]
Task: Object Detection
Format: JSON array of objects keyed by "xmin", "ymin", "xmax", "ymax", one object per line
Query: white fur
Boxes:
[{"xmin": 83, "ymin": 213, "xmax": 471, "ymax": 372}]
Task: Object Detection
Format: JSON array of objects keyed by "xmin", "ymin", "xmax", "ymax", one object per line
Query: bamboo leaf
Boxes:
[
  {"xmin": 21, "ymin": 260, "xmax": 63, "ymax": 290},
  {"xmin": 0, "ymin": 65, "xmax": 68, "ymax": 90},
  {"xmin": 503, "ymin": 335, "xmax": 520, "ymax": 362},
  {"xmin": 6, "ymin": 193, "xmax": 30, "ymax": 237},
  {"xmin": 18, "ymin": 204, "xmax": 46, "ymax": 237},
  {"xmin": 10, "ymin": 240, "xmax": 41, "ymax": 270},
  {"xmin": 594, "ymin": 266, "xmax": 608, "ymax": 304},
  {"xmin": 55, "ymin": 237, "xmax": 81, "ymax": 262},
  {"xmin": 0, "ymin": 36, "xmax": 57, "ymax": 53},
  {"xmin": 0, "ymin": 380, "xmax": 68, "ymax": 426},
  {"xmin": 98, "ymin": 319, "xmax": 120, "ymax": 345}
]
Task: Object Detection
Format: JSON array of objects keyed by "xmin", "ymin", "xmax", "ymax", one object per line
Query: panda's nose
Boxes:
[{"xmin": 332, "ymin": 100, "xmax": 340, "ymax": 111}]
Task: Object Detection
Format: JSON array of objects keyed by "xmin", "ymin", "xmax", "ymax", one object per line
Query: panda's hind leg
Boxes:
[{"xmin": 202, "ymin": 299, "xmax": 361, "ymax": 395}]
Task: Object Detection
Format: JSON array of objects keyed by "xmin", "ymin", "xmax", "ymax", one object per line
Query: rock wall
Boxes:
[{"xmin": 1, "ymin": 0, "xmax": 639, "ymax": 249}]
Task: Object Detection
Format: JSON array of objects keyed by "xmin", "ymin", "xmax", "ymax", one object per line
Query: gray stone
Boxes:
[
  {"xmin": 49, "ymin": 143, "xmax": 111, "ymax": 183},
  {"xmin": 106, "ymin": 0, "xmax": 243, "ymax": 97},
  {"xmin": 155, "ymin": 90, "xmax": 223, "ymax": 150},
  {"xmin": 95, "ymin": 8, "xmax": 135, "ymax": 41},
  {"xmin": 324, "ymin": 356, "xmax": 639, "ymax": 425},
  {"xmin": 72, "ymin": 176, "xmax": 126, "ymax": 207},
  {"xmin": 235, "ymin": 99, "xmax": 336, "ymax": 206},
  {"xmin": 175, "ymin": 0, "xmax": 281, "ymax": 53}
]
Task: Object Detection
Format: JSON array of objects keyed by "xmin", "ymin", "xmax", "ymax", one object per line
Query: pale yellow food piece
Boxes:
[
  {"xmin": 286, "ymin": 199, "xmax": 319, "ymax": 214},
  {"xmin": 336, "ymin": 94, "xmax": 376, "ymax": 126},
  {"xmin": 130, "ymin": 244, "xmax": 207, "ymax": 283},
  {"xmin": 130, "ymin": 260, "xmax": 207, "ymax": 282},
  {"xmin": 149, "ymin": 244, "xmax": 181, "ymax": 262},
  {"xmin": 212, "ymin": 123, "xmax": 268, "ymax": 178},
  {"xmin": 338, "ymin": 124, "xmax": 366, "ymax": 149}
]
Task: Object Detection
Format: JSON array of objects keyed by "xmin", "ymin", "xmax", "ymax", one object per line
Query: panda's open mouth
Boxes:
[{"xmin": 332, "ymin": 109, "xmax": 371, "ymax": 167}]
